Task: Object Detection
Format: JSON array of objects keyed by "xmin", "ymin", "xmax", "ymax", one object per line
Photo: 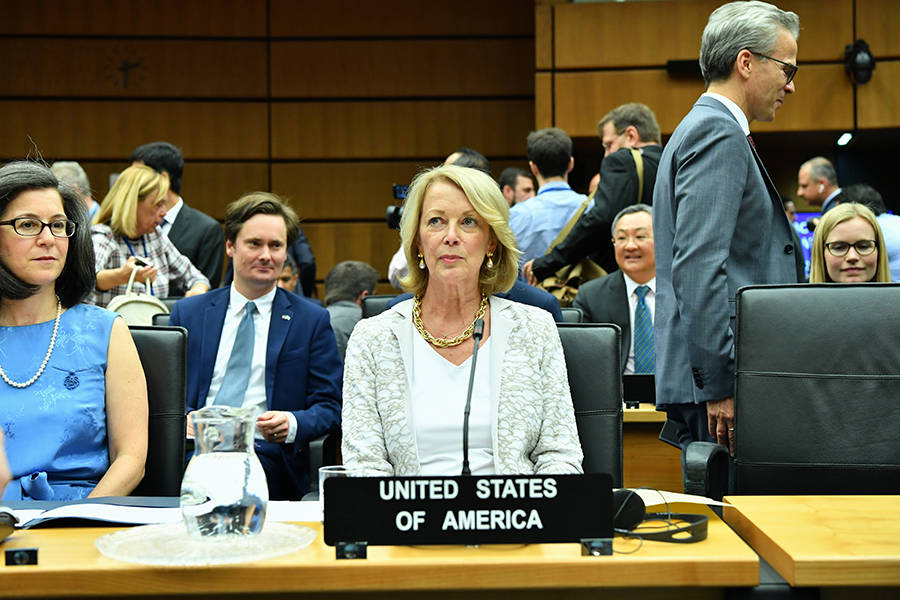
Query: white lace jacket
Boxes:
[{"xmin": 341, "ymin": 296, "xmax": 584, "ymax": 476}]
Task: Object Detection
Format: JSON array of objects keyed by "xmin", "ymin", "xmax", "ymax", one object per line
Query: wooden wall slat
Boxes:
[
  {"xmin": 0, "ymin": 0, "xmax": 266, "ymax": 37},
  {"xmin": 553, "ymin": 71, "xmax": 706, "ymax": 137},
  {"xmin": 271, "ymin": 39, "xmax": 534, "ymax": 98},
  {"xmin": 270, "ymin": 0, "xmax": 534, "ymax": 38},
  {"xmin": 554, "ymin": 65, "xmax": 852, "ymax": 137},
  {"xmin": 0, "ymin": 40, "xmax": 267, "ymax": 98},
  {"xmin": 271, "ymin": 159, "xmax": 532, "ymax": 221},
  {"xmin": 553, "ymin": 0, "xmax": 851, "ymax": 69},
  {"xmin": 0, "ymin": 101, "xmax": 268, "ymax": 161},
  {"xmin": 181, "ymin": 163, "xmax": 271, "ymax": 221},
  {"xmin": 858, "ymin": 61, "xmax": 900, "ymax": 129},
  {"xmin": 75, "ymin": 162, "xmax": 268, "ymax": 222},
  {"xmin": 535, "ymin": 5, "xmax": 553, "ymax": 71},
  {"xmin": 554, "ymin": 0, "xmax": 717, "ymax": 69},
  {"xmin": 775, "ymin": 0, "xmax": 854, "ymax": 61},
  {"xmin": 271, "ymin": 100, "xmax": 534, "ymax": 160},
  {"xmin": 535, "ymin": 73, "xmax": 553, "ymax": 130},
  {"xmin": 857, "ymin": 0, "xmax": 900, "ymax": 58},
  {"xmin": 302, "ymin": 222, "xmax": 403, "ymax": 283},
  {"xmin": 752, "ymin": 65, "xmax": 854, "ymax": 132}
]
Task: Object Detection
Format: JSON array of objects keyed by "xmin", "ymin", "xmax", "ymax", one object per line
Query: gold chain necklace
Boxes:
[{"xmin": 413, "ymin": 293, "xmax": 488, "ymax": 348}]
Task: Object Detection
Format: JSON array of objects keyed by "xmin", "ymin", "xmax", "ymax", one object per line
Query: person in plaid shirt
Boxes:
[{"xmin": 88, "ymin": 165, "xmax": 209, "ymax": 308}]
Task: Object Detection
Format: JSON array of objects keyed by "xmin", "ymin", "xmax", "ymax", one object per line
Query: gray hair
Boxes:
[
  {"xmin": 700, "ymin": 1, "xmax": 800, "ymax": 87},
  {"xmin": 324, "ymin": 261, "xmax": 379, "ymax": 306},
  {"xmin": 51, "ymin": 161, "xmax": 91, "ymax": 196},
  {"xmin": 611, "ymin": 203, "xmax": 652, "ymax": 237},
  {"xmin": 802, "ymin": 156, "xmax": 838, "ymax": 187},
  {"xmin": 598, "ymin": 103, "xmax": 661, "ymax": 145}
]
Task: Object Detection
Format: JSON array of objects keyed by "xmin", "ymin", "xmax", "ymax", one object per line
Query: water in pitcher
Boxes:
[
  {"xmin": 181, "ymin": 452, "xmax": 268, "ymax": 536},
  {"xmin": 181, "ymin": 406, "xmax": 269, "ymax": 537}
]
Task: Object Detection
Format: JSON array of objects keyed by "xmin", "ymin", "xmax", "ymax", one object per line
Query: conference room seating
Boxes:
[
  {"xmin": 557, "ymin": 323, "xmax": 623, "ymax": 486},
  {"xmin": 152, "ymin": 313, "xmax": 170, "ymax": 326},
  {"xmin": 361, "ymin": 294, "xmax": 397, "ymax": 319},
  {"xmin": 129, "ymin": 325, "xmax": 188, "ymax": 497},
  {"xmin": 560, "ymin": 307, "xmax": 584, "ymax": 324},
  {"xmin": 161, "ymin": 296, "xmax": 182, "ymax": 312},
  {"xmin": 685, "ymin": 283, "xmax": 900, "ymax": 500}
]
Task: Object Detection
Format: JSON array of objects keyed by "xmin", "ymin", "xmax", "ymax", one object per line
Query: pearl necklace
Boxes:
[
  {"xmin": 412, "ymin": 293, "xmax": 488, "ymax": 349},
  {"xmin": 0, "ymin": 295, "xmax": 62, "ymax": 389}
]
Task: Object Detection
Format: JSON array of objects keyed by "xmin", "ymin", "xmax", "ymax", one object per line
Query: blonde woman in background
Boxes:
[
  {"xmin": 89, "ymin": 165, "xmax": 209, "ymax": 307},
  {"xmin": 810, "ymin": 202, "xmax": 891, "ymax": 283}
]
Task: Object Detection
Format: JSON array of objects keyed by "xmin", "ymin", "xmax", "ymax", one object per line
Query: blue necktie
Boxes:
[
  {"xmin": 214, "ymin": 301, "xmax": 257, "ymax": 407},
  {"xmin": 633, "ymin": 286, "xmax": 654, "ymax": 374}
]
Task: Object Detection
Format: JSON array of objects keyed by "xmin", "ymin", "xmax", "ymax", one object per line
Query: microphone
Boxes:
[{"xmin": 461, "ymin": 318, "xmax": 485, "ymax": 476}]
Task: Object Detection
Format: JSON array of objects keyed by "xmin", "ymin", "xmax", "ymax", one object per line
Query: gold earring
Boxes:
[
  {"xmin": 418, "ymin": 253, "xmax": 425, "ymax": 270},
  {"xmin": 486, "ymin": 251, "xmax": 494, "ymax": 269}
]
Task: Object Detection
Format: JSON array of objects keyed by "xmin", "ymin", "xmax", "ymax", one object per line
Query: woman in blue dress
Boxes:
[{"xmin": 0, "ymin": 161, "xmax": 148, "ymax": 501}]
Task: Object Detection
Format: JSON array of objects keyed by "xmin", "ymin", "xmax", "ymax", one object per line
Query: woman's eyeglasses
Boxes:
[
  {"xmin": 824, "ymin": 240, "xmax": 876, "ymax": 257},
  {"xmin": 0, "ymin": 218, "xmax": 77, "ymax": 238}
]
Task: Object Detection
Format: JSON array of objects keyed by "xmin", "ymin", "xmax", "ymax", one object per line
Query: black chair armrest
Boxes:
[
  {"xmin": 684, "ymin": 441, "xmax": 729, "ymax": 501},
  {"xmin": 308, "ymin": 431, "xmax": 341, "ymax": 494}
]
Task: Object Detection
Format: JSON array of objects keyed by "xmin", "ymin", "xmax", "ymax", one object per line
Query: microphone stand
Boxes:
[{"xmin": 461, "ymin": 318, "xmax": 485, "ymax": 476}]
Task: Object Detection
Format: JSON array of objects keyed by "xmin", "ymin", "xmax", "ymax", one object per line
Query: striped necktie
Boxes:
[{"xmin": 633, "ymin": 286, "xmax": 654, "ymax": 374}]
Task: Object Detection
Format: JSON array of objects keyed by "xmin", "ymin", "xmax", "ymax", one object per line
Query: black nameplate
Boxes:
[{"xmin": 324, "ymin": 473, "xmax": 612, "ymax": 546}]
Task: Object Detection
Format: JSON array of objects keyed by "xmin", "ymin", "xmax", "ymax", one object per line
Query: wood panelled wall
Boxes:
[
  {"xmin": 535, "ymin": 0, "xmax": 900, "ymax": 206},
  {"xmin": 0, "ymin": 0, "xmax": 536, "ymax": 294}
]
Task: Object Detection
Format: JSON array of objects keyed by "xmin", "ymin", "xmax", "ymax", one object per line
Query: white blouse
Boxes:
[{"xmin": 411, "ymin": 334, "xmax": 494, "ymax": 475}]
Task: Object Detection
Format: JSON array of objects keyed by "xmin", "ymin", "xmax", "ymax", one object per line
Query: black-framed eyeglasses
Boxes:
[
  {"xmin": 0, "ymin": 217, "xmax": 77, "ymax": 238},
  {"xmin": 824, "ymin": 240, "xmax": 877, "ymax": 257},
  {"xmin": 751, "ymin": 52, "xmax": 798, "ymax": 84}
]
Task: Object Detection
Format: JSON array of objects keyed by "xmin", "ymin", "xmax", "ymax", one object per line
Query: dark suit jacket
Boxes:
[
  {"xmin": 169, "ymin": 286, "xmax": 342, "ymax": 498},
  {"xmin": 653, "ymin": 97, "xmax": 798, "ymax": 408},
  {"xmin": 167, "ymin": 202, "xmax": 225, "ymax": 293},
  {"xmin": 572, "ymin": 271, "xmax": 630, "ymax": 374},
  {"xmin": 533, "ymin": 144, "xmax": 662, "ymax": 279},
  {"xmin": 386, "ymin": 280, "xmax": 564, "ymax": 323}
]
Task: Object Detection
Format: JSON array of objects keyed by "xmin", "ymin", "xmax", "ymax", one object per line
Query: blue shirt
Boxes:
[
  {"xmin": 508, "ymin": 181, "xmax": 589, "ymax": 263},
  {"xmin": 0, "ymin": 304, "xmax": 117, "ymax": 501}
]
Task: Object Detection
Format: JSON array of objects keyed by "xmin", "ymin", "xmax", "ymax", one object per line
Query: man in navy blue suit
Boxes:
[{"xmin": 170, "ymin": 192, "xmax": 342, "ymax": 500}]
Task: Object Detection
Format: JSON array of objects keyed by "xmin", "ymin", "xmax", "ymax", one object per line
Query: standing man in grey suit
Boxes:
[
  {"xmin": 653, "ymin": 1, "xmax": 801, "ymax": 467},
  {"xmin": 574, "ymin": 204, "xmax": 655, "ymax": 375},
  {"xmin": 131, "ymin": 142, "xmax": 225, "ymax": 293}
]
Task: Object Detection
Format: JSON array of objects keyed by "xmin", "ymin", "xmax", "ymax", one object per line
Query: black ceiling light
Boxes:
[{"xmin": 845, "ymin": 39, "xmax": 876, "ymax": 85}]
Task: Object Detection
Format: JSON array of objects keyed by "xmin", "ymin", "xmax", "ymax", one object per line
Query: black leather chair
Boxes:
[
  {"xmin": 557, "ymin": 323, "xmax": 623, "ymax": 486},
  {"xmin": 560, "ymin": 307, "xmax": 584, "ymax": 324},
  {"xmin": 686, "ymin": 284, "xmax": 900, "ymax": 500},
  {"xmin": 129, "ymin": 326, "xmax": 188, "ymax": 497},
  {"xmin": 361, "ymin": 294, "xmax": 397, "ymax": 319},
  {"xmin": 161, "ymin": 296, "xmax": 182, "ymax": 312},
  {"xmin": 152, "ymin": 313, "xmax": 170, "ymax": 326}
]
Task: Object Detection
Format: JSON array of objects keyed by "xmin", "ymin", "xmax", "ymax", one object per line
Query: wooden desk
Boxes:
[
  {"xmin": 724, "ymin": 495, "xmax": 900, "ymax": 590},
  {"xmin": 623, "ymin": 404, "xmax": 682, "ymax": 492},
  {"xmin": 1, "ymin": 504, "xmax": 757, "ymax": 600}
]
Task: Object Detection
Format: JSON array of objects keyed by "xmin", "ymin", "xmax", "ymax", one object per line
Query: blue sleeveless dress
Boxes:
[{"xmin": 0, "ymin": 304, "xmax": 118, "ymax": 501}]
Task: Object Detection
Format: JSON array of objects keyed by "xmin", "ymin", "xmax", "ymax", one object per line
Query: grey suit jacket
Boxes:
[
  {"xmin": 653, "ymin": 97, "xmax": 798, "ymax": 406},
  {"xmin": 573, "ymin": 270, "xmax": 630, "ymax": 374},
  {"xmin": 167, "ymin": 202, "xmax": 224, "ymax": 293}
]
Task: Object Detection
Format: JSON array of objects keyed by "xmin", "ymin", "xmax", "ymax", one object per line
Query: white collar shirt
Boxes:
[
  {"xmin": 701, "ymin": 92, "xmax": 751, "ymax": 136},
  {"xmin": 203, "ymin": 286, "xmax": 297, "ymax": 442},
  {"xmin": 160, "ymin": 196, "xmax": 184, "ymax": 236}
]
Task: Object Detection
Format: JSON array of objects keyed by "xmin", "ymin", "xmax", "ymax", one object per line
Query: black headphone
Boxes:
[{"xmin": 613, "ymin": 488, "xmax": 709, "ymax": 544}]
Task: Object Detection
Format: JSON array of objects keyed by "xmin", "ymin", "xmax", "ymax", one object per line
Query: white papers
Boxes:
[
  {"xmin": 12, "ymin": 504, "xmax": 182, "ymax": 529},
  {"xmin": 623, "ymin": 488, "xmax": 732, "ymax": 508}
]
